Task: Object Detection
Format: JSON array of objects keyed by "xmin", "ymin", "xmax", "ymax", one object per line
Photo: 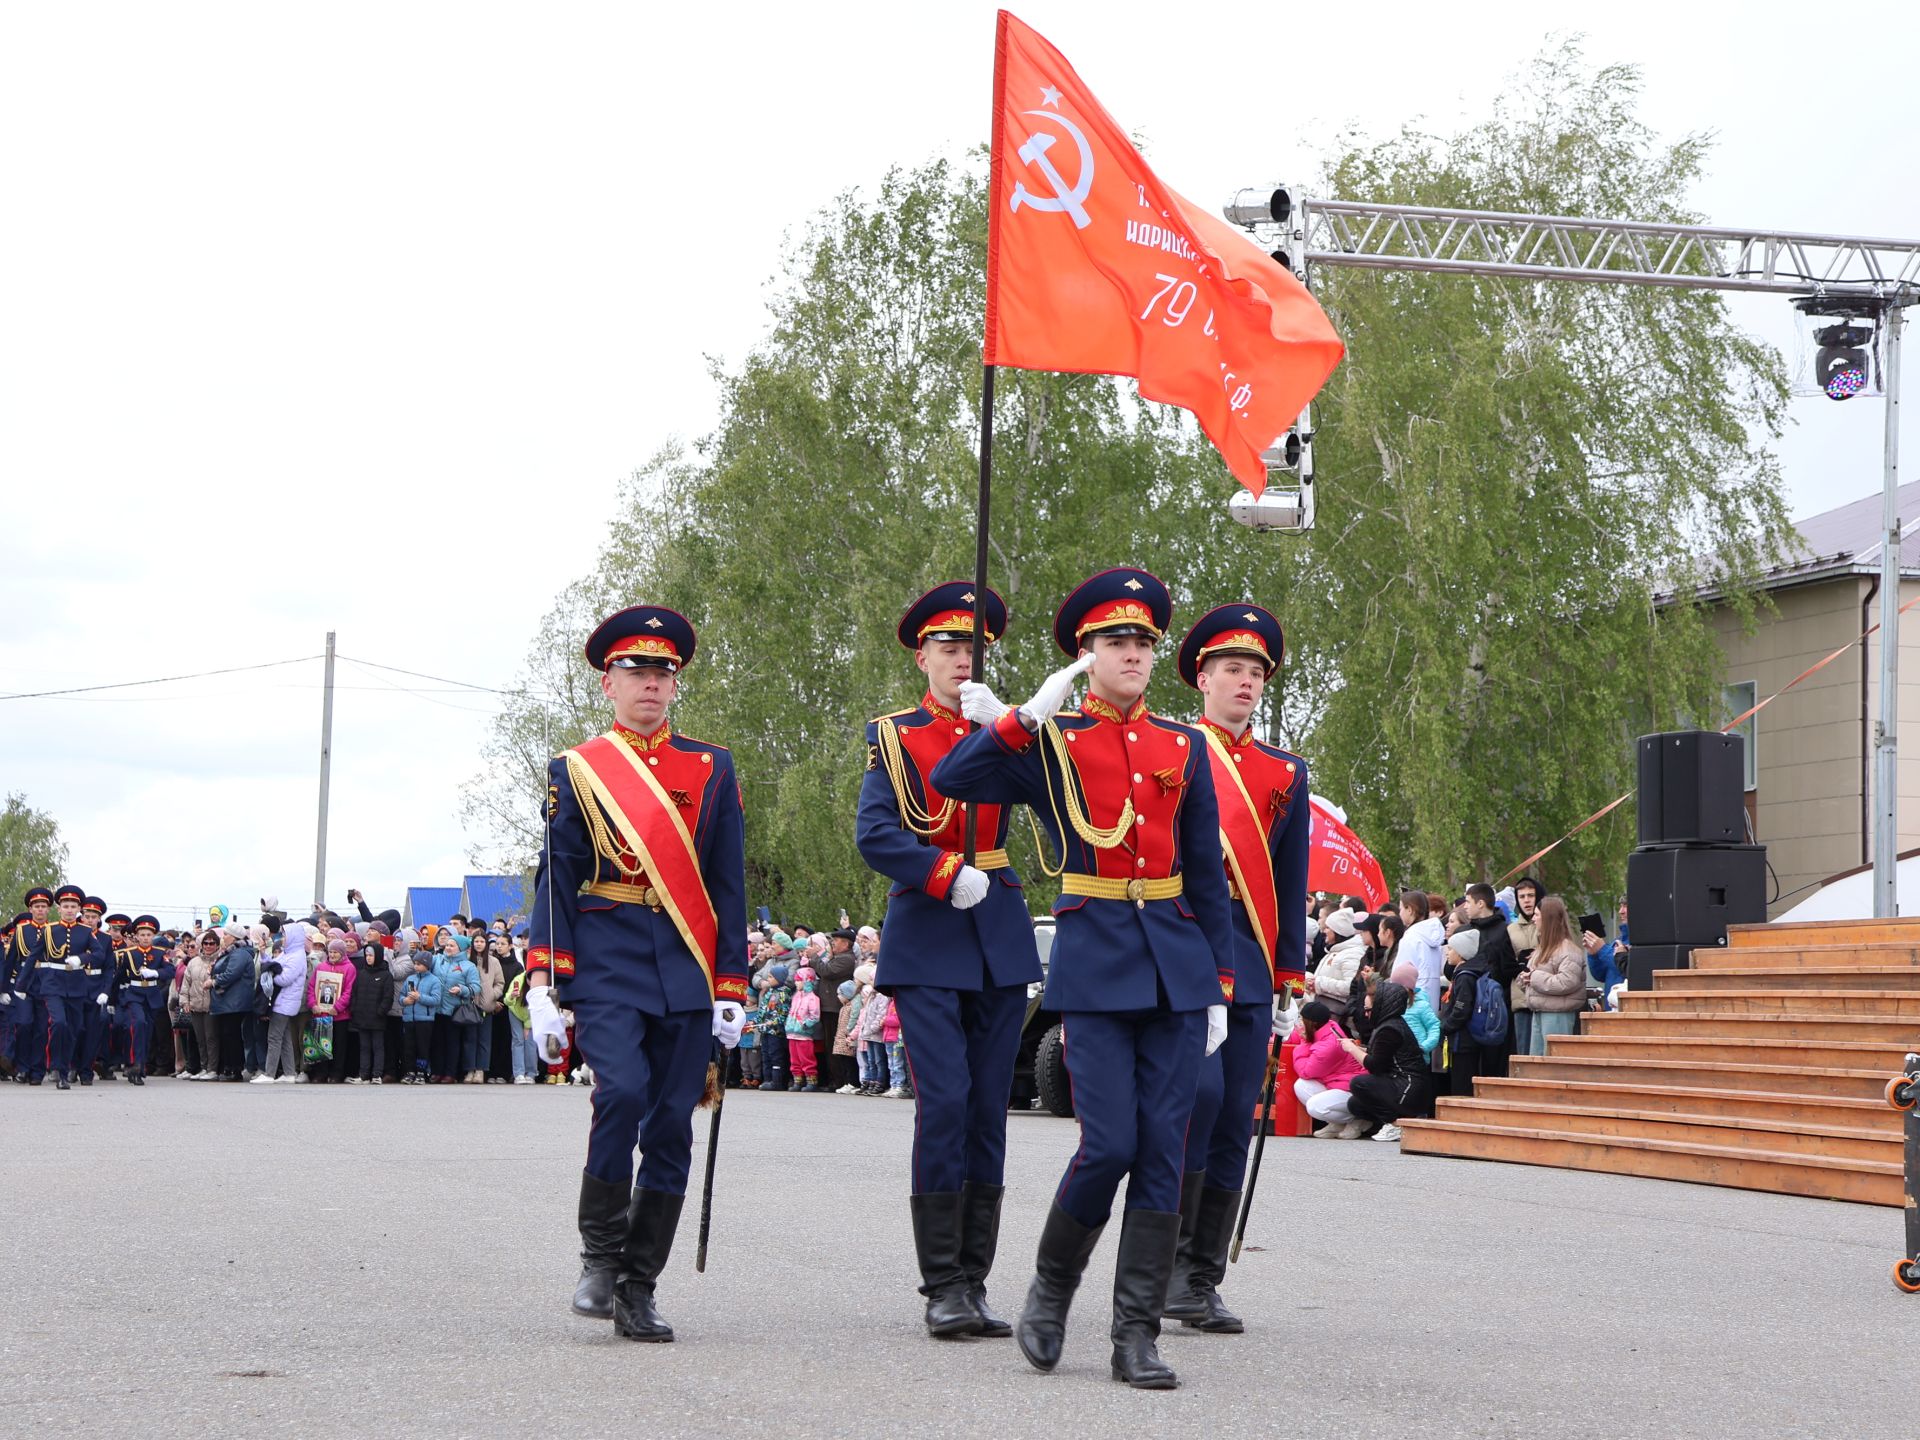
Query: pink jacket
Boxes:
[
  {"xmin": 881, "ymin": 1002, "xmax": 901, "ymax": 1044},
  {"xmin": 1293, "ymin": 1019, "xmax": 1364, "ymax": 1091},
  {"xmin": 306, "ymin": 957, "xmax": 356, "ymax": 1020}
]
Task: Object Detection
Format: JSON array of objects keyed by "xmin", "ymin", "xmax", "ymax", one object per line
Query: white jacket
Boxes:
[
  {"xmin": 1401, "ymin": 917, "xmax": 1448, "ymax": 1013},
  {"xmin": 1310, "ymin": 934, "xmax": 1368, "ymax": 1006}
]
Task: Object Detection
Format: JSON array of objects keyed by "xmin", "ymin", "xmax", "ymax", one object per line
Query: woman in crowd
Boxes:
[
  {"xmin": 441, "ymin": 933, "xmax": 484, "ymax": 1083},
  {"xmin": 210, "ymin": 925, "xmax": 257, "ymax": 1082},
  {"xmin": 182, "ymin": 931, "xmax": 219, "ymax": 1079},
  {"xmin": 1308, "ymin": 909, "xmax": 1366, "ymax": 1019},
  {"xmin": 1342, "ymin": 979, "xmax": 1433, "ymax": 1142},
  {"xmin": 306, "ymin": 935, "xmax": 357, "ymax": 1083},
  {"xmin": 256, "ymin": 922, "xmax": 310, "ymax": 1082},
  {"xmin": 1290, "ymin": 999, "xmax": 1367, "ymax": 1138},
  {"xmin": 348, "ymin": 930, "xmax": 396, "ymax": 1083},
  {"xmin": 471, "ymin": 932, "xmax": 506, "ymax": 1082},
  {"xmin": 1522, "ymin": 895, "xmax": 1589, "ymax": 1055}
]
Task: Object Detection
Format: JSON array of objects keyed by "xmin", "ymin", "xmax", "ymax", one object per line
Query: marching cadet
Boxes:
[
  {"xmin": 0, "ymin": 912, "xmax": 19, "ymax": 1076},
  {"xmin": 31, "ymin": 885, "xmax": 96, "ymax": 1090},
  {"xmin": 855, "ymin": 582, "xmax": 1042, "ymax": 1339},
  {"xmin": 6, "ymin": 889, "xmax": 52, "ymax": 1083},
  {"xmin": 100, "ymin": 911, "xmax": 133, "ymax": 1078},
  {"xmin": 116, "ymin": 916, "xmax": 174, "ymax": 1086},
  {"xmin": 74, "ymin": 897, "xmax": 119, "ymax": 1084},
  {"xmin": 528, "ymin": 605, "xmax": 749, "ymax": 1344},
  {"xmin": 935, "ymin": 567, "xmax": 1236, "ymax": 1392},
  {"xmin": 1164, "ymin": 604, "xmax": 1309, "ymax": 1334}
]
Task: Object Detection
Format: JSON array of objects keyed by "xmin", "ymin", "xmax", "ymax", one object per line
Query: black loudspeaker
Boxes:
[
  {"xmin": 1625, "ymin": 942, "xmax": 1704, "ymax": 991},
  {"xmin": 1625, "ymin": 844, "xmax": 1767, "ymax": 947},
  {"xmin": 1637, "ymin": 731, "xmax": 1746, "ymax": 846}
]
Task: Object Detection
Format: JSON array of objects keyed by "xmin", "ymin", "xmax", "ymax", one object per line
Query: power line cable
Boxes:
[{"xmin": 0, "ymin": 655, "xmax": 321, "ymax": 701}]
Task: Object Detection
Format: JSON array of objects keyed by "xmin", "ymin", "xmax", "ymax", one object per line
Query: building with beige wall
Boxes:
[{"xmin": 1708, "ymin": 480, "xmax": 1920, "ymax": 916}]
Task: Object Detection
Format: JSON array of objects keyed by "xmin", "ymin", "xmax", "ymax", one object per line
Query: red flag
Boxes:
[
  {"xmin": 985, "ymin": 10, "xmax": 1343, "ymax": 493},
  {"xmin": 1307, "ymin": 795, "xmax": 1388, "ymax": 911}
]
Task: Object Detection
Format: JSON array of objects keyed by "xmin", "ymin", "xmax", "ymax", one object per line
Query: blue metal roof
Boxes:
[
  {"xmin": 461, "ymin": 874, "xmax": 529, "ymax": 925},
  {"xmin": 405, "ymin": 886, "xmax": 462, "ymax": 929}
]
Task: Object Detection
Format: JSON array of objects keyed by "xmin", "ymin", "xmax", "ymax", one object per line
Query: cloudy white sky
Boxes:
[{"xmin": 3, "ymin": 1, "xmax": 1915, "ymax": 925}]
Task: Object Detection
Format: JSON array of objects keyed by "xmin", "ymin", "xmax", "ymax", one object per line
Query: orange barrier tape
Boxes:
[{"xmin": 1495, "ymin": 591, "xmax": 1920, "ymax": 884}]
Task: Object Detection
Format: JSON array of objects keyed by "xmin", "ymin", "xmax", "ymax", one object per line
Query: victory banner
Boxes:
[{"xmin": 984, "ymin": 10, "xmax": 1344, "ymax": 492}]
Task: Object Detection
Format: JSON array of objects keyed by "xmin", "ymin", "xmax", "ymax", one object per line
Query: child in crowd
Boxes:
[
  {"xmin": 502, "ymin": 963, "xmax": 539, "ymax": 1084},
  {"xmin": 881, "ymin": 988, "xmax": 908, "ymax": 1098},
  {"xmin": 738, "ymin": 977, "xmax": 764, "ymax": 1089},
  {"xmin": 399, "ymin": 951, "xmax": 440, "ymax": 1084},
  {"xmin": 785, "ymin": 966, "xmax": 822, "ymax": 1092},
  {"xmin": 831, "ymin": 980, "xmax": 859, "ymax": 1093},
  {"xmin": 853, "ymin": 963, "xmax": 889, "ymax": 1096},
  {"xmin": 1391, "ymin": 960, "xmax": 1441, "ymax": 1057},
  {"xmin": 759, "ymin": 964, "xmax": 793, "ymax": 1091}
]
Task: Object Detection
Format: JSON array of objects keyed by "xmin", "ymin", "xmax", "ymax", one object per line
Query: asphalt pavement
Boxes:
[{"xmin": 2, "ymin": 1078, "xmax": 1912, "ymax": 1439}]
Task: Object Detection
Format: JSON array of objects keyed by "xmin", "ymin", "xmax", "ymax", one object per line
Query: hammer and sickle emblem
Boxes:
[{"xmin": 1009, "ymin": 108, "xmax": 1095, "ymax": 230}]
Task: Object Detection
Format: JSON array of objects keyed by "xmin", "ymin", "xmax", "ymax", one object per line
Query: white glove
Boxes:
[
  {"xmin": 712, "ymin": 1001, "xmax": 745, "ymax": 1049},
  {"xmin": 527, "ymin": 984, "xmax": 568, "ymax": 1062},
  {"xmin": 140, "ymin": 966, "xmax": 158, "ymax": 979},
  {"xmin": 948, "ymin": 865, "xmax": 990, "ymax": 910},
  {"xmin": 1019, "ymin": 652, "xmax": 1096, "ymax": 727},
  {"xmin": 1204, "ymin": 1004, "xmax": 1228, "ymax": 1056},
  {"xmin": 958, "ymin": 681, "xmax": 1008, "ymax": 726},
  {"xmin": 66, "ymin": 958, "xmax": 83, "ymax": 970},
  {"xmin": 96, "ymin": 993, "xmax": 109, "ymax": 1007}
]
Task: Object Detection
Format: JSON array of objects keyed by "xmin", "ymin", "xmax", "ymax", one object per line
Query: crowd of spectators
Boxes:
[{"xmin": 1290, "ymin": 881, "xmax": 1629, "ymax": 1142}]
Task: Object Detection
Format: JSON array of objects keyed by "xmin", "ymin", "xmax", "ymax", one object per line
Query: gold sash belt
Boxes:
[
  {"xmin": 971, "ymin": 848, "xmax": 1011, "ymax": 871},
  {"xmin": 582, "ymin": 879, "xmax": 665, "ymax": 909},
  {"xmin": 1059, "ymin": 873, "xmax": 1184, "ymax": 910}
]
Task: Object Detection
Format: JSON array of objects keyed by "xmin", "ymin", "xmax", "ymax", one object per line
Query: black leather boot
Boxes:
[
  {"xmin": 1109, "ymin": 1208, "xmax": 1181, "ymax": 1389},
  {"xmin": 1015, "ymin": 1202, "xmax": 1105, "ymax": 1373},
  {"xmin": 571, "ymin": 1170, "xmax": 630, "ymax": 1319},
  {"xmin": 911, "ymin": 1192, "xmax": 984, "ymax": 1337},
  {"xmin": 55, "ymin": 1073, "xmax": 70, "ymax": 1090},
  {"xmin": 612, "ymin": 1188, "xmax": 685, "ymax": 1342},
  {"xmin": 959, "ymin": 1181, "xmax": 1011, "ymax": 1338},
  {"xmin": 1160, "ymin": 1170, "xmax": 1207, "ymax": 1322},
  {"xmin": 1178, "ymin": 1187, "xmax": 1245, "ymax": 1333}
]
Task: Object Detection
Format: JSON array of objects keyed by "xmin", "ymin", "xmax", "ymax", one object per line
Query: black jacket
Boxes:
[
  {"xmin": 348, "ymin": 953, "xmax": 396, "ymax": 1030},
  {"xmin": 1471, "ymin": 913, "xmax": 1519, "ymax": 987},
  {"xmin": 1440, "ymin": 956, "xmax": 1491, "ymax": 1035}
]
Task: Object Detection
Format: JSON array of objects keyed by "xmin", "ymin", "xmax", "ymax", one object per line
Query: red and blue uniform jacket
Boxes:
[
  {"xmin": 857, "ymin": 693, "xmax": 1042, "ymax": 992},
  {"xmin": 931, "ymin": 696, "xmax": 1238, "ymax": 1015}
]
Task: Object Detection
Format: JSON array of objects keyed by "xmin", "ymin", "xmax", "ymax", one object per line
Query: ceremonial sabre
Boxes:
[
  {"xmin": 1229, "ymin": 1036, "xmax": 1283, "ymax": 1263},
  {"xmin": 694, "ymin": 1039, "xmax": 726, "ymax": 1273}
]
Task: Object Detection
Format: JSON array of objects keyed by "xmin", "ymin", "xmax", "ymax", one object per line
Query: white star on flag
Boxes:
[{"xmin": 1038, "ymin": 84, "xmax": 1061, "ymax": 107}]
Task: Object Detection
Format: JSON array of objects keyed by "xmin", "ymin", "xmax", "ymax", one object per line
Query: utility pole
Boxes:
[
  {"xmin": 314, "ymin": 630, "xmax": 336, "ymax": 909},
  {"xmin": 1226, "ymin": 190, "xmax": 1920, "ymax": 914},
  {"xmin": 1876, "ymin": 308, "xmax": 1906, "ymax": 916}
]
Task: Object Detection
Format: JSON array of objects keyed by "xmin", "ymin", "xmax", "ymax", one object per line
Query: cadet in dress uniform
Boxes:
[
  {"xmin": 28, "ymin": 885, "xmax": 96, "ymax": 1089},
  {"xmin": 117, "ymin": 916, "xmax": 174, "ymax": 1086},
  {"xmin": 74, "ymin": 897, "xmax": 118, "ymax": 1084},
  {"xmin": 5, "ymin": 889, "xmax": 51, "ymax": 1082},
  {"xmin": 0, "ymin": 912, "xmax": 19, "ymax": 1076},
  {"xmin": 856, "ymin": 582, "xmax": 1042, "ymax": 1339},
  {"xmin": 528, "ymin": 605, "xmax": 749, "ymax": 1344},
  {"xmin": 932, "ymin": 567, "xmax": 1237, "ymax": 1391},
  {"xmin": 1164, "ymin": 604, "xmax": 1309, "ymax": 1334}
]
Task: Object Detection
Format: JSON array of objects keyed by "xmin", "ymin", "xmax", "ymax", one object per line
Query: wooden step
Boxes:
[
  {"xmin": 1582, "ymin": 1011, "xmax": 1920, "ymax": 1044},
  {"xmin": 1427, "ymin": 1098, "xmax": 1900, "ymax": 1162},
  {"xmin": 1545, "ymin": 1033, "xmax": 1915, "ymax": 1071},
  {"xmin": 1509, "ymin": 1053, "xmax": 1893, "ymax": 1100},
  {"xmin": 1653, "ymin": 965, "xmax": 1920, "ymax": 991},
  {"xmin": 1692, "ymin": 941, "xmax": 1920, "ymax": 969},
  {"xmin": 1399, "ymin": 1120, "xmax": 1901, "ymax": 1205},
  {"xmin": 1625, "ymin": 989, "xmax": 1920, "ymax": 1020},
  {"xmin": 1727, "ymin": 917, "xmax": 1920, "ymax": 949},
  {"xmin": 1467, "ymin": 1075, "xmax": 1903, "ymax": 1132}
]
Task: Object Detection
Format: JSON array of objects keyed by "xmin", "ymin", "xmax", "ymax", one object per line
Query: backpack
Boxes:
[{"xmin": 1468, "ymin": 969, "xmax": 1509, "ymax": 1045}]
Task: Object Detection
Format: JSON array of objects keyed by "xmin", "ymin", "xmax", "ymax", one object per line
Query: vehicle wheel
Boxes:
[
  {"xmin": 1887, "ymin": 1076, "xmax": 1916, "ymax": 1111},
  {"xmin": 1034, "ymin": 1023, "xmax": 1073, "ymax": 1119},
  {"xmin": 1893, "ymin": 1259, "xmax": 1920, "ymax": 1294}
]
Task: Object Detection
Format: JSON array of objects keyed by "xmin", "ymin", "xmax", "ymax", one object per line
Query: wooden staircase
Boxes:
[{"xmin": 1398, "ymin": 917, "xmax": 1920, "ymax": 1205}]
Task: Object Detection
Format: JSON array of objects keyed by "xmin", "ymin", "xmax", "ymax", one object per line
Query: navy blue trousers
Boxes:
[
  {"xmin": 38, "ymin": 996, "xmax": 82, "ymax": 1077},
  {"xmin": 573, "ymin": 1001, "xmax": 710, "ymax": 1194},
  {"xmin": 892, "ymin": 983, "xmax": 1027, "ymax": 1194},
  {"xmin": 125, "ymin": 1007, "xmax": 154, "ymax": 1073},
  {"xmin": 1183, "ymin": 1001, "xmax": 1273, "ymax": 1189},
  {"xmin": 79, "ymin": 1000, "xmax": 109, "ymax": 1071},
  {"xmin": 1056, "ymin": 1008, "xmax": 1205, "ymax": 1226}
]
